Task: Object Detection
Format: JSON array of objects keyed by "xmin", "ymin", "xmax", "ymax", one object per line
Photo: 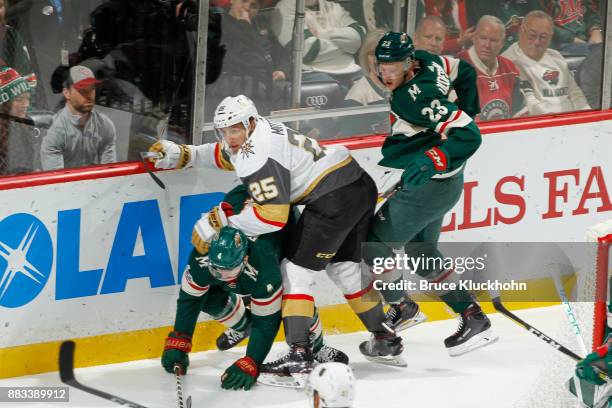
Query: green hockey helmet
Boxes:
[
  {"xmin": 208, "ymin": 226, "xmax": 249, "ymax": 281},
  {"xmin": 375, "ymin": 31, "xmax": 415, "ymax": 63}
]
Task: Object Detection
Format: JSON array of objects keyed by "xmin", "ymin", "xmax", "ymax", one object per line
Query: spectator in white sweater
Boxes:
[
  {"xmin": 502, "ymin": 10, "xmax": 590, "ymax": 115},
  {"xmin": 271, "ymin": 0, "xmax": 366, "ymax": 91}
]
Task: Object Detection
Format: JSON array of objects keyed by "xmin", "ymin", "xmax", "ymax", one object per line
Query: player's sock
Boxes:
[{"xmin": 444, "ymin": 303, "xmax": 498, "ymax": 356}]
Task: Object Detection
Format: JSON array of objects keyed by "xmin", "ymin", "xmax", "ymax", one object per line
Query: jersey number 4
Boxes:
[{"xmin": 421, "ymin": 99, "xmax": 448, "ymax": 122}]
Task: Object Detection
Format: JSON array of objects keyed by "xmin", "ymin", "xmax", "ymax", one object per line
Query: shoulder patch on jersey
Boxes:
[{"xmin": 408, "ymin": 84, "xmax": 421, "ymax": 101}]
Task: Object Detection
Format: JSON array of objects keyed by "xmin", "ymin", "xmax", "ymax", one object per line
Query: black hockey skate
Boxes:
[
  {"xmin": 258, "ymin": 343, "xmax": 314, "ymax": 388},
  {"xmin": 382, "ymin": 298, "xmax": 427, "ymax": 334},
  {"xmin": 314, "ymin": 344, "xmax": 349, "ymax": 364},
  {"xmin": 359, "ymin": 332, "xmax": 406, "ymax": 367},
  {"xmin": 216, "ymin": 326, "xmax": 250, "ymax": 351},
  {"xmin": 444, "ymin": 303, "xmax": 499, "ymax": 357}
]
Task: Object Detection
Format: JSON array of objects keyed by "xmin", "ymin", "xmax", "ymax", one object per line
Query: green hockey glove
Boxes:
[
  {"xmin": 576, "ymin": 344, "xmax": 611, "ymax": 385},
  {"xmin": 402, "ymin": 147, "xmax": 448, "ymax": 186},
  {"xmin": 221, "ymin": 356, "xmax": 258, "ymax": 390},
  {"xmin": 161, "ymin": 331, "xmax": 192, "ymax": 375}
]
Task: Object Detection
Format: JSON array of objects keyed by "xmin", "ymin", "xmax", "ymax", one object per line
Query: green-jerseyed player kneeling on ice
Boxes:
[
  {"xmin": 570, "ymin": 303, "xmax": 612, "ymax": 408},
  {"xmin": 362, "ymin": 31, "xmax": 498, "ymax": 357},
  {"xmin": 161, "ymin": 185, "xmax": 346, "ymax": 391}
]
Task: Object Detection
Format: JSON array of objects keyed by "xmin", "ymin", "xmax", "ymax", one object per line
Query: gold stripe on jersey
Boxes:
[
  {"xmin": 253, "ymin": 203, "xmax": 290, "ymax": 227},
  {"xmin": 292, "ymin": 156, "xmax": 353, "ymax": 204}
]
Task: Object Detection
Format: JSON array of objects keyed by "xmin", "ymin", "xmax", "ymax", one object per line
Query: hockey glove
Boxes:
[
  {"xmin": 576, "ymin": 344, "xmax": 611, "ymax": 385},
  {"xmin": 148, "ymin": 140, "xmax": 194, "ymax": 169},
  {"xmin": 221, "ymin": 356, "xmax": 258, "ymax": 390},
  {"xmin": 162, "ymin": 331, "xmax": 192, "ymax": 375},
  {"xmin": 402, "ymin": 147, "xmax": 449, "ymax": 187},
  {"xmin": 192, "ymin": 202, "xmax": 234, "ymax": 254}
]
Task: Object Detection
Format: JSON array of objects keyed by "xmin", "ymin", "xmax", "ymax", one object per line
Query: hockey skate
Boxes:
[
  {"xmin": 382, "ymin": 298, "xmax": 428, "ymax": 334},
  {"xmin": 314, "ymin": 344, "xmax": 349, "ymax": 364},
  {"xmin": 258, "ymin": 343, "xmax": 314, "ymax": 388},
  {"xmin": 359, "ymin": 332, "xmax": 406, "ymax": 367},
  {"xmin": 445, "ymin": 303, "xmax": 499, "ymax": 357},
  {"xmin": 216, "ymin": 326, "xmax": 250, "ymax": 351}
]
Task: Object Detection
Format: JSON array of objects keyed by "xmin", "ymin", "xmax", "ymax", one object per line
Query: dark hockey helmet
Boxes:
[
  {"xmin": 208, "ymin": 226, "xmax": 249, "ymax": 281},
  {"xmin": 375, "ymin": 31, "xmax": 415, "ymax": 63}
]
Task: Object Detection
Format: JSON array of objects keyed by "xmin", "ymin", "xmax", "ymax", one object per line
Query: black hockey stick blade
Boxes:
[
  {"xmin": 139, "ymin": 152, "xmax": 166, "ymax": 190},
  {"xmin": 491, "ymin": 297, "xmax": 583, "ymax": 361},
  {"xmin": 59, "ymin": 340, "xmax": 150, "ymax": 408}
]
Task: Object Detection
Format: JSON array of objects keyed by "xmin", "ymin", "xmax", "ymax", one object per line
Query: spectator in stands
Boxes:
[
  {"xmin": 414, "ymin": 15, "xmax": 447, "ymax": 55},
  {"xmin": 0, "ymin": 66, "xmax": 40, "ymax": 175},
  {"xmin": 40, "ymin": 66, "xmax": 116, "ymax": 170},
  {"xmin": 340, "ymin": 29, "xmax": 388, "ymax": 137},
  {"xmin": 458, "ymin": 15, "xmax": 526, "ymax": 120},
  {"xmin": 539, "ymin": 0, "xmax": 602, "ymax": 55},
  {"xmin": 503, "ymin": 10, "xmax": 590, "ymax": 115},
  {"xmin": 340, "ymin": 0, "xmax": 397, "ymax": 32},
  {"xmin": 272, "ymin": 0, "xmax": 366, "ymax": 91},
  {"xmin": 413, "ymin": 16, "xmax": 481, "ymax": 118},
  {"xmin": 465, "ymin": 0, "xmax": 542, "ymax": 51},
  {"xmin": 0, "ymin": 0, "xmax": 36, "ymax": 87},
  {"xmin": 205, "ymin": 0, "xmax": 291, "ymax": 116},
  {"xmin": 420, "ymin": 0, "xmax": 473, "ymax": 55}
]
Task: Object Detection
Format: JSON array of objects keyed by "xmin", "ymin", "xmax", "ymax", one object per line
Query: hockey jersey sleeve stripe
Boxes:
[
  {"xmin": 228, "ymin": 205, "xmax": 285, "ymax": 236},
  {"xmin": 181, "ymin": 269, "xmax": 210, "ymax": 297},
  {"xmin": 252, "ymin": 289, "xmax": 283, "ymax": 316},
  {"xmin": 442, "ymin": 56, "xmax": 451, "ymax": 76},
  {"xmin": 435, "ymin": 110, "xmax": 473, "ymax": 136},
  {"xmin": 251, "ymin": 287, "xmax": 283, "ymax": 306},
  {"xmin": 214, "ymin": 143, "xmax": 235, "ymax": 171},
  {"xmin": 253, "ymin": 204, "xmax": 289, "ymax": 228}
]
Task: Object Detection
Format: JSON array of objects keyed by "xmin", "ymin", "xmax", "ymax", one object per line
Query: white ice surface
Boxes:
[{"xmin": 0, "ymin": 305, "xmax": 579, "ymax": 408}]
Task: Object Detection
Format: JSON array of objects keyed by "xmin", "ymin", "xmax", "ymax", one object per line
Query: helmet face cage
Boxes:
[{"xmin": 209, "ymin": 261, "xmax": 245, "ymax": 282}]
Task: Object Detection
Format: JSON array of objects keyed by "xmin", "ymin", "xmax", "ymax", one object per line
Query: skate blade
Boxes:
[
  {"xmin": 382, "ymin": 311, "xmax": 428, "ymax": 335},
  {"xmin": 447, "ymin": 329, "xmax": 499, "ymax": 357},
  {"xmin": 257, "ymin": 373, "xmax": 308, "ymax": 388},
  {"xmin": 363, "ymin": 354, "xmax": 407, "ymax": 368}
]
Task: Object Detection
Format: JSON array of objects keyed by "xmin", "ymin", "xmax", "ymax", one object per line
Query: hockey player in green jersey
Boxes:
[
  {"xmin": 363, "ymin": 31, "xmax": 498, "ymax": 356},
  {"xmin": 161, "ymin": 185, "xmax": 346, "ymax": 391},
  {"xmin": 570, "ymin": 302, "xmax": 612, "ymax": 408}
]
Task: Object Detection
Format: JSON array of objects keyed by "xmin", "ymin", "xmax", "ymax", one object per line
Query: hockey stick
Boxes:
[
  {"xmin": 173, "ymin": 365, "xmax": 192, "ymax": 408},
  {"xmin": 140, "ymin": 151, "xmax": 167, "ymax": 189},
  {"xmin": 553, "ymin": 272, "xmax": 589, "ymax": 356},
  {"xmin": 375, "ymin": 179, "xmax": 402, "ymax": 213},
  {"xmin": 59, "ymin": 341, "xmax": 150, "ymax": 407},
  {"xmin": 491, "ymin": 296, "xmax": 612, "ymax": 384}
]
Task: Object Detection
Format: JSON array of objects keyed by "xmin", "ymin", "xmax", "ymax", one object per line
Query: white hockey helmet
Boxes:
[
  {"xmin": 305, "ymin": 363, "xmax": 355, "ymax": 408},
  {"xmin": 213, "ymin": 95, "xmax": 258, "ymax": 130}
]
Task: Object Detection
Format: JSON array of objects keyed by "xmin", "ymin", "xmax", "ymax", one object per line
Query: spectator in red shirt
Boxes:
[
  {"xmin": 458, "ymin": 15, "xmax": 526, "ymax": 120},
  {"xmin": 422, "ymin": 0, "xmax": 473, "ymax": 55}
]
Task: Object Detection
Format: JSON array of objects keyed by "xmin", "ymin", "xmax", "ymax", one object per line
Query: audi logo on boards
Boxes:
[{"xmin": 305, "ymin": 95, "xmax": 328, "ymax": 107}]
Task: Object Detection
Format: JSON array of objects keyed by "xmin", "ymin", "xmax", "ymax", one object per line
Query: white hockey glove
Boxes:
[
  {"xmin": 148, "ymin": 140, "xmax": 194, "ymax": 169},
  {"xmin": 191, "ymin": 203, "xmax": 234, "ymax": 254}
]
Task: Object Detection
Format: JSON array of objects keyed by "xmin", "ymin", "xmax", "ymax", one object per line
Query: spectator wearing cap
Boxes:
[
  {"xmin": 40, "ymin": 65, "xmax": 117, "ymax": 170},
  {"xmin": 502, "ymin": 10, "xmax": 590, "ymax": 115},
  {"xmin": 0, "ymin": 0, "xmax": 36, "ymax": 87},
  {"xmin": 0, "ymin": 66, "xmax": 39, "ymax": 175}
]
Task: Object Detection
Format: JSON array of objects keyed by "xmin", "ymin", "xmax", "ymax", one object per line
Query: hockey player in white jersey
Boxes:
[{"xmin": 149, "ymin": 95, "xmax": 405, "ymax": 381}]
